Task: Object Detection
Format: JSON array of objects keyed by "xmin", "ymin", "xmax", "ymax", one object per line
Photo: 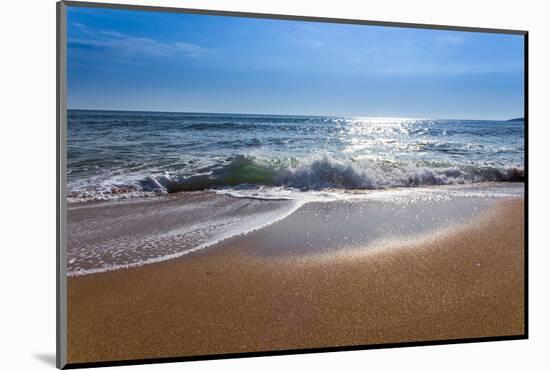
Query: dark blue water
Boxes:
[{"xmin": 67, "ymin": 109, "xmax": 524, "ymax": 202}]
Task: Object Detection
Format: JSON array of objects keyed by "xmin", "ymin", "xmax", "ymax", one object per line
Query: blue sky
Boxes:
[{"xmin": 67, "ymin": 7, "xmax": 525, "ymax": 120}]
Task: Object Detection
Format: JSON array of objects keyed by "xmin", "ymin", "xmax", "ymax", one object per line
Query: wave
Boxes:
[
  {"xmin": 145, "ymin": 155, "xmax": 523, "ymax": 191},
  {"xmin": 67, "ymin": 154, "xmax": 524, "ymax": 202}
]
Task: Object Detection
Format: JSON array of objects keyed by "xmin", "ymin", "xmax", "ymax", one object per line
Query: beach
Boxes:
[
  {"xmin": 67, "ymin": 188, "xmax": 525, "ymax": 364},
  {"xmin": 65, "ymin": 110, "xmax": 526, "ymax": 364}
]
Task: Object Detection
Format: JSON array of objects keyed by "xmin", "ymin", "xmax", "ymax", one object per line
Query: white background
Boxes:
[{"xmin": 1, "ymin": 0, "xmax": 548, "ymax": 369}]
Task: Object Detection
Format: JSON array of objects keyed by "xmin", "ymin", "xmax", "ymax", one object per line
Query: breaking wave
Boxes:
[{"xmin": 67, "ymin": 154, "xmax": 525, "ymax": 202}]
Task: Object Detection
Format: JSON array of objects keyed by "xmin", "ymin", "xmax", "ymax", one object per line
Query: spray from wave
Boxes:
[
  {"xmin": 142, "ymin": 154, "xmax": 524, "ymax": 191},
  {"xmin": 67, "ymin": 154, "xmax": 524, "ymax": 202}
]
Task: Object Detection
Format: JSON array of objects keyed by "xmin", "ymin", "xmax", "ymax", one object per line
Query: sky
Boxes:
[{"xmin": 66, "ymin": 6, "xmax": 525, "ymax": 120}]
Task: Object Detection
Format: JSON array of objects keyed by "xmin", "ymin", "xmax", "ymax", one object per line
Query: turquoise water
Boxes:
[{"xmin": 67, "ymin": 109, "xmax": 524, "ymax": 202}]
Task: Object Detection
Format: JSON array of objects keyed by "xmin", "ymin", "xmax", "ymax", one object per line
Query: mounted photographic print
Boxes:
[{"xmin": 57, "ymin": 1, "xmax": 527, "ymax": 368}]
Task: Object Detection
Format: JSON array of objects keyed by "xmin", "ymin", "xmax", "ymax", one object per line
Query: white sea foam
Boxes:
[
  {"xmin": 215, "ymin": 182, "xmax": 524, "ymax": 203},
  {"xmin": 67, "ymin": 183, "xmax": 523, "ymax": 276},
  {"xmin": 67, "ymin": 195, "xmax": 303, "ymax": 276},
  {"xmin": 67, "ymin": 154, "xmax": 524, "ymax": 203}
]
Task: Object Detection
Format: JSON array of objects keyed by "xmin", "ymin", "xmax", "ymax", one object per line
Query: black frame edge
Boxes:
[
  {"xmin": 63, "ymin": 335, "xmax": 528, "ymax": 369},
  {"xmin": 61, "ymin": 0, "xmax": 527, "ymax": 35},
  {"xmin": 57, "ymin": 1, "xmax": 68, "ymax": 369},
  {"xmin": 523, "ymin": 32, "xmax": 529, "ymax": 339},
  {"xmin": 56, "ymin": 2, "xmax": 61, "ymax": 368}
]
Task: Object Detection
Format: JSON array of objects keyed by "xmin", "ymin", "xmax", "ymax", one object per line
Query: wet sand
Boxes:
[{"xmin": 67, "ymin": 198, "xmax": 525, "ymax": 364}]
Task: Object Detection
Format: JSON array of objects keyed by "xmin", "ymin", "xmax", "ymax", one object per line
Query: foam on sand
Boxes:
[
  {"xmin": 67, "ymin": 193, "xmax": 302, "ymax": 276},
  {"xmin": 67, "ymin": 183, "xmax": 523, "ymax": 276}
]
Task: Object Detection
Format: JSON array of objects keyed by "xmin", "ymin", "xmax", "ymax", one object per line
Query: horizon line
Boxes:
[{"xmin": 67, "ymin": 107, "xmax": 523, "ymax": 122}]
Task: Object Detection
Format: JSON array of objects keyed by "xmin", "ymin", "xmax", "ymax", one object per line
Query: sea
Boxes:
[
  {"xmin": 67, "ymin": 109, "xmax": 525, "ymax": 203},
  {"xmin": 66, "ymin": 109, "xmax": 525, "ymax": 275}
]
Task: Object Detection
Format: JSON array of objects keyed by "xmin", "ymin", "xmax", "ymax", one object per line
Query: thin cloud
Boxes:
[
  {"xmin": 307, "ymin": 40, "xmax": 324, "ymax": 47},
  {"xmin": 69, "ymin": 23, "xmax": 210, "ymax": 59},
  {"xmin": 436, "ymin": 34, "xmax": 466, "ymax": 45}
]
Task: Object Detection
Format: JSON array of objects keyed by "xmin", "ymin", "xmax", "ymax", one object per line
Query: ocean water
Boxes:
[
  {"xmin": 67, "ymin": 110, "xmax": 524, "ymax": 202},
  {"xmin": 66, "ymin": 110, "xmax": 525, "ymax": 274}
]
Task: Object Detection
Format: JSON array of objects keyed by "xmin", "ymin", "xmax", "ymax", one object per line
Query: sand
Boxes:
[{"xmin": 67, "ymin": 198, "xmax": 525, "ymax": 365}]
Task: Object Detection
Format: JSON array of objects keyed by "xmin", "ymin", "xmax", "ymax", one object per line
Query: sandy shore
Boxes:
[{"xmin": 67, "ymin": 198, "xmax": 525, "ymax": 364}]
